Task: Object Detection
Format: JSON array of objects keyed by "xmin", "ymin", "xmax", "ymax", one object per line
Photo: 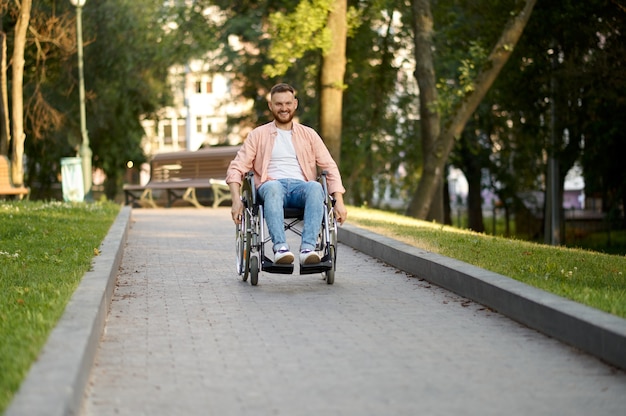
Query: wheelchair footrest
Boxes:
[
  {"xmin": 299, "ymin": 260, "xmax": 333, "ymax": 275},
  {"xmin": 262, "ymin": 258, "xmax": 295, "ymax": 274}
]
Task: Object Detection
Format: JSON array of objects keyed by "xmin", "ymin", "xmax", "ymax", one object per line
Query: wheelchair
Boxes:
[{"xmin": 235, "ymin": 171, "xmax": 338, "ymax": 286}]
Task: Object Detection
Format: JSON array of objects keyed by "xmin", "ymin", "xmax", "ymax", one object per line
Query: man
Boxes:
[{"xmin": 226, "ymin": 83, "xmax": 347, "ymax": 265}]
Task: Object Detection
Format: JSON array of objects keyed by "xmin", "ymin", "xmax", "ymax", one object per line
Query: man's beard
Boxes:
[{"xmin": 272, "ymin": 109, "xmax": 294, "ymax": 124}]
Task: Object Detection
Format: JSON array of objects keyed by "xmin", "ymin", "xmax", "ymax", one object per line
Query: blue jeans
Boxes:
[{"xmin": 257, "ymin": 179, "xmax": 325, "ymax": 253}]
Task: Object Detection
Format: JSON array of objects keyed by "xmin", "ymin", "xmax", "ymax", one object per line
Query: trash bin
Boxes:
[{"xmin": 61, "ymin": 157, "xmax": 84, "ymax": 202}]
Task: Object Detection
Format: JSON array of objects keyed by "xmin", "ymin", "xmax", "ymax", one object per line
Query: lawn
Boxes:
[{"xmin": 0, "ymin": 200, "xmax": 120, "ymax": 413}]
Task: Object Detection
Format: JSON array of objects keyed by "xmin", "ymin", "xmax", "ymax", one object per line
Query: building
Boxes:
[{"xmin": 140, "ymin": 57, "xmax": 253, "ymax": 157}]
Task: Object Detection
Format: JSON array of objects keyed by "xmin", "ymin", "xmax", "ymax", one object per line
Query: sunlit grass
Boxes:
[
  {"xmin": 0, "ymin": 200, "xmax": 120, "ymax": 413},
  {"xmin": 348, "ymin": 206, "xmax": 626, "ymax": 319}
]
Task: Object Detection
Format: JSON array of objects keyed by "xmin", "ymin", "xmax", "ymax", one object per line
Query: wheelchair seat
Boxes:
[{"xmin": 283, "ymin": 207, "xmax": 304, "ymax": 220}]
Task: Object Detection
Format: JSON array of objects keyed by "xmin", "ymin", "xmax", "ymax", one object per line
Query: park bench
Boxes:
[
  {"xmin": 0, "ymin": 155, "xmax": 30, "ymax": 200},
  {"xmin": 123, "ymin": 145, "xmax": 240, "ymax": 209}
]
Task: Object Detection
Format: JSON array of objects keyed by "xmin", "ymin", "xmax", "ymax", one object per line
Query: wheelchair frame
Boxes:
[{"xmin": 235, "ymin": 171, "xmax": 338, "ymax": 286}]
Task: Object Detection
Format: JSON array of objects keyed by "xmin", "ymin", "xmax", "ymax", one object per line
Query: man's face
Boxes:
[{"xmin": 269, "ymin": 91, "xmax": 298, "ymax": 125}]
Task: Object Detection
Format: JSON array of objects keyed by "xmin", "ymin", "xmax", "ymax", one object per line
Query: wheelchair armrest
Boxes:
[
  {"xmin": 241, "ymin": 171, "xmax": 256, "ymax": 207},
  {"xmin": 317, "ymin": 171, "xmax": 335, "ymax": 207},
  {"xmin": 245, "ymin": 170, "xmax": 255, "ymax": 185},
  {"xmin": 318, "ymin": 171, "xmax": 329, "ymax": 186}
]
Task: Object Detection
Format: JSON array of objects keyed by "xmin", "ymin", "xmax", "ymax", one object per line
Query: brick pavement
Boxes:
[{"xmin": 79, "ymin": 208, "xmax": 626, "ymax": 416}]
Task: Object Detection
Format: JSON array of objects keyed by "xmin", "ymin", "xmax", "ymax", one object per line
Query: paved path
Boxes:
[{"xmin": 80, "ymin": 208, "xmax": 626, "ymax": 416}]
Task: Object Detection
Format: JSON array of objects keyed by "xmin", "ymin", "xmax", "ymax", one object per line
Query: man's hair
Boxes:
[{"xmin": 270, "ymin": 83, "xmax": 296, "ymax": 97}]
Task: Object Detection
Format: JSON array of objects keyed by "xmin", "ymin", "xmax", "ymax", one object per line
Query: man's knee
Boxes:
[
  {"xmin": 260, "ymin": 181, "xmax": 284, "ymax": 201},
  {"xmin": 305, "ymin": 181, "xmax": 324, "ymax": 201}
]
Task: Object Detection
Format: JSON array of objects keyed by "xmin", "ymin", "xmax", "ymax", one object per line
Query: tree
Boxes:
[
  {"xmin": 469, "ymin": 0, "xmax": 626, "ymax": 245},
  {"xmin": 82, "ymin": 0, "xmax": 169, "ymax": 199},
  {"xmin": 406, "ymin": 0, "xmax": 537, "ymax": 220},
  {"xmin": 454, "ymin": 112, "xmax": 491, "ymax": 233},
  {"xmin": 319, "ymin": 0, "xmax": 347, "ymax": 162},
  {"xmin": 1, "ymin": 0, "xmax": 221, "ymax": 199},
  {"xmin": 0, "ymin": 31, "xmax": 9, "ymax": 156},
  {"xmin": 408, "ymin": 0, "xmax": 441, "ymax": 221},
  {"xmin": 212, "ymin": 1, "xmax": 417, "ymax": 207},
  {"xmin": 207, "ymin": 0, "xmax": 315, "ymax": 130},
  {"xmin": 9, "ymin": 0, "xmax": 32, "ymax": 187},
  {"xmin": 342, "ymin": 2, "xmax": 416, "ymax": 206},
  {"xmin": 263, "ymin": 0, "xmax": 353, "ymax": 164}
]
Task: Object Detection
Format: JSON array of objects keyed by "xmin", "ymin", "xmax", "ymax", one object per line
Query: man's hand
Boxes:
[
  {"xmin": 231, "ymin": 198, "xmax": 244, "ymax": 225},
  {"xmin": 332, "ymin": 193, "xmax": 348, "ymax": 225},
  {"xmin": 229, "ymin": 182, "xmax": 243, "ymax": 225}
]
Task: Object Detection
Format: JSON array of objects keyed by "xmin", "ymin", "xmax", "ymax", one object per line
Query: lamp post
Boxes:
[{"xmin": 70, "ymin": 0, "xmax": 92, "ymax": 200}]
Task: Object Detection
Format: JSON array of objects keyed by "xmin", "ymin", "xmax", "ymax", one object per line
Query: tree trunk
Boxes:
[
  {"xmin": 407, "ymin": 0, "xmax": 441, "ymax": 220},
  {"xmin": 427, "ymin": 179, "xmax": 444, "ymax": 222},
  {"xmin": 458, "ymin": 131, "xmax": 485, "ymax": 232},
  {"xmin": 320, "ymin": 0, "xmax": 347, "ymax": 165},
  {"xmin": 0, "ymin": 32, "xmax": 10, "ymax": 157},
  {"xmin": 406, "ymin": 0, "xmax": 537, "ymax": 220},
  {"xmin": 466, "ymin": 166, "xmax": 484, "ymax": 232},
  {"xmin": 10, "ymin": 0, "xmax": 32, "ymax": 186},
  {"xmin": 443, "ymin": 175, "xmax": 451, "ymax": 225}
]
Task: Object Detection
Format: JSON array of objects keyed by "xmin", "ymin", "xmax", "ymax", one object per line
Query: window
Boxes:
[
  {"xmin": 163, "ymin": 124, "xmax": 172, "ymax": 144},
  {"xmin": 177, "ymin": 123, "xmax": 186, "ymax": 144}
]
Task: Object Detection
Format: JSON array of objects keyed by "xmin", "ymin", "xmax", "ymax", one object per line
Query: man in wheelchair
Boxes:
[{"xmin": 226, "ymin": 83, "xmax": 347, "ymax": 269}]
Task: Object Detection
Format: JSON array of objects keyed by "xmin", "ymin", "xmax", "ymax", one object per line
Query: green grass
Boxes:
[
  {"xmin": 0, "ymin": 200, "xmax": 120, "ymax": 413},
  {"xmin": 568, "ymin": 228, "xmax": 626, "ymax": 255},
  {"xmin": 348, "ymin": 206, "xmax": 626, "ymax": 319}
]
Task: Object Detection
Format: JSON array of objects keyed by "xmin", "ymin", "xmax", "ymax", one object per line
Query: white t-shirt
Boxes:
[{"xmin": 267, "ymin": 128, "xmax": 306, "ymax": 181}]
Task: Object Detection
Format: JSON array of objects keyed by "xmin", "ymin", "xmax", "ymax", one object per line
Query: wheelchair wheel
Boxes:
[
  {"xmin": 236, "ymin": 205, "xmax": 253, "ymax": 282},
  {"xmin": 325, "ymin": 245, "xmax": 335, "ymax": 285},
  {"xmin": 236, "ymin": 225, "xmax": 244, "ymax": 274},
  {"xmin": 236, "ymin": 223, "xmax": 250, "ymax": 282},
  {"xmin": 323, "ymin": 211, "xmax": 338, "ymax": 285},
  {"xmin": 250, "ymin": 255, "xmax": 259, "ymax": 286}
]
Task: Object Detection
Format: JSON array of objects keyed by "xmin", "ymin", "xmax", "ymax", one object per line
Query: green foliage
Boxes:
[
  {"xmin": 436, "ymin": 41, "xmax": 489, "ymax": 117},
  {"xmin": 210, "ymin": 0, "xmax": 317, "ymax": 127},
  {"xmin": 341, "ymin": 1, "xmax": 419, "ymax": 205},
  {"xmin": 208, "ymin": 0, "xmax": 418, "ymax": 205},
  {"xmin": 4, "ymin": 0, "xmax": 222, "ymax": 199},
  {"xmin": 264, "ymin": 0, "xmax": 333, "ymax": 77},
  {"xmin": 162, "ymin": 0, "xmax": 625, "ymax": 231},
  {"xmin": 81, "ymin": 0, "xmax": 222, "ymax": 199},
  {"xmin": 441, "ymin": 0, "xmax": 625, "ymax": 237},
  {"xmin": 263, "ymin": 0, "xmax": 363, "ymax": 78},
  {"xmin": 432, "ymin": 0, "xmax": 516, "ymax": 113},
  {"xmin": 0, "ymin": 201, "xmax": 119, "ymax": 413}
]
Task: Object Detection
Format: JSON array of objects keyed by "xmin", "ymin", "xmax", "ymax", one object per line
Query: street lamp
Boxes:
[{"xmin": 70, "ymin": 0, "xmax": 92, "ymax": 200}]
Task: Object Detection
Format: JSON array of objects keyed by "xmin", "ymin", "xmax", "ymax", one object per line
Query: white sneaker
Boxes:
[
  {"xmin": 299, "ymin": 249, "xmax": 321, "ymax": 265},
  {"xmin": 274, "ymin": 247, "xmax": 294, "ymax": 264}
]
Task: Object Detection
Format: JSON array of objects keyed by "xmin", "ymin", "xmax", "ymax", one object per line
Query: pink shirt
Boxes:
[{"xmin": 226, "ymin": 121, "xmax": 346, "ymax": 195}]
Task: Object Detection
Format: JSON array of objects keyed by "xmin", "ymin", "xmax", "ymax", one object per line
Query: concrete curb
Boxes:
[
  {"xmin": 338, "ymin": 223, "xmax": 626, "ymax": 371},
  {"xmin": 5, "ymin": 205, "xmax": 132, "ymax": 416}
]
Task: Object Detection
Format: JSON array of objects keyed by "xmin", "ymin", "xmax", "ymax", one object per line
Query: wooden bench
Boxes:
[
  {"xmin": 0, "ymin": 155, "xmax": 30, "ymax": 200},
  {"xmin": 123, "ymin": 146, "xmax": 240, "ymax": 208}
]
